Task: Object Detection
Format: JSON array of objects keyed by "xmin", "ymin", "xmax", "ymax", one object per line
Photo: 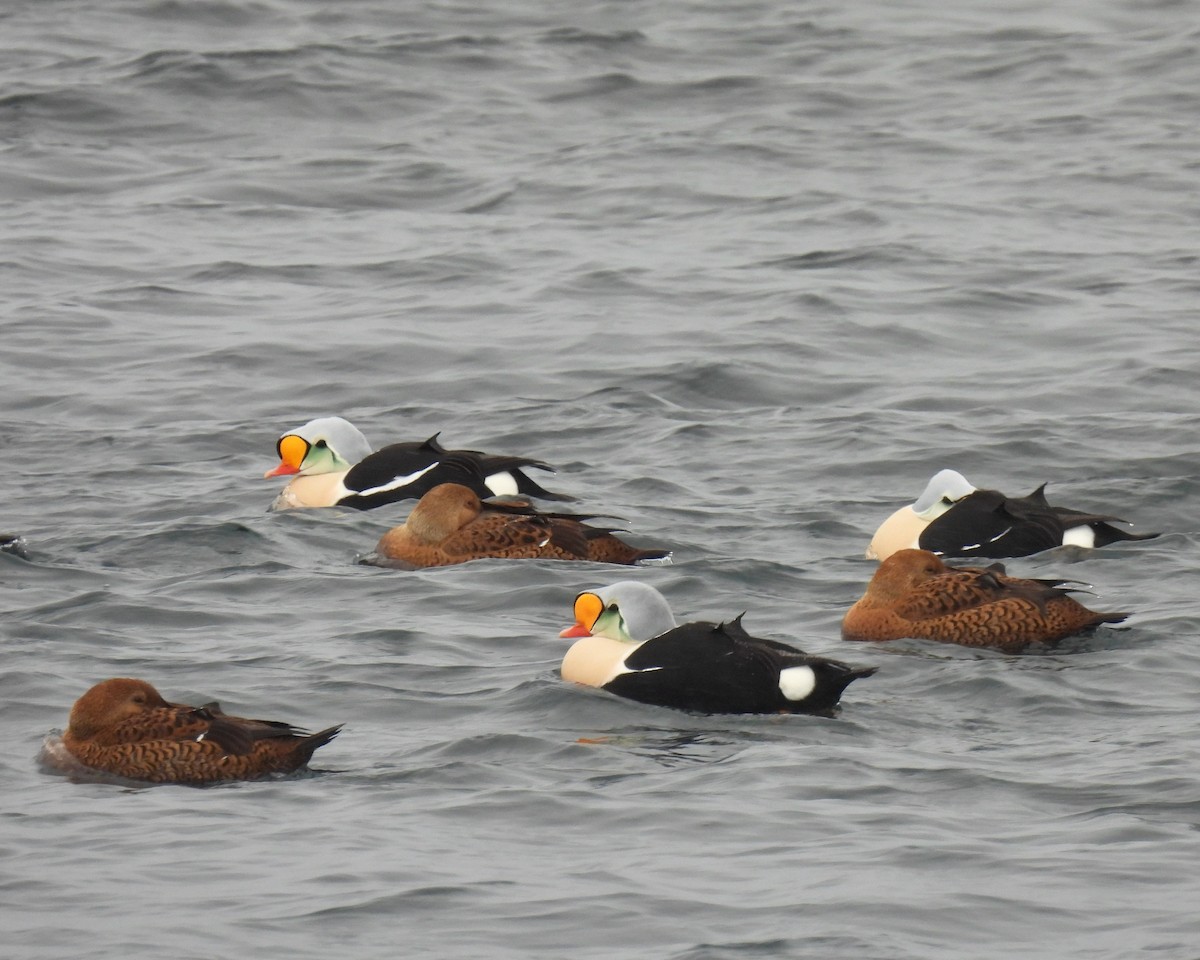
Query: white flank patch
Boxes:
[
  {"xmin": 485, "ymin": 471, "xmax": 520, "ymax": 496},
  {"xmin": 357, "ymin": 463, "xmax": 438, "ymax": 497},
  {"xmin": 1062, "ymin": 525, "xmax": 1097, "ymax": 548},
  {"xmin": 778, "ymin": 665, "xmax": 816, "ymax": 702},
  {"xmin": 986, "ymin": 525, "xmax": 1014, "ymax": 544}
]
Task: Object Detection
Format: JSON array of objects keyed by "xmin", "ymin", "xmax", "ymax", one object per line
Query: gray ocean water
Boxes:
[{"xmin": 3, "ymin": 1, "xmax": 1199, "ymax": 957}]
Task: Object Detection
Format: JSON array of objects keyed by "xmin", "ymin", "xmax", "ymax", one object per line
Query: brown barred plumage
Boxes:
[
  {"xmin": 842, "ymin": 549, "xmax": 1127, "ymax": 652},
  {"xmin": 61, "ymin": 678, "xmax": 341, "ymax": 785},
  {"xmin": 374, "ymin": 483, "xmax": 669, "ymax": 568}
]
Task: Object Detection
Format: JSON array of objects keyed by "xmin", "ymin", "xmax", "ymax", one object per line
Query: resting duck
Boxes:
[
  {"xmin": 560, "ymin": 581, "xmax": 875, "ymax": 714},
  {"xmin": 866, "ymin": 469, "xmax": 1158, "ymax": 561},
  {"xmin": 842, "ymin": 548, "xmax": 1128, "ymax": 652},
  {"xmin": 55, "ymin": 678, "xmax": 341, "ymax": 785},
  {"xmin": 374, "ymin": 483, "xmax": 670, "ymax": 568},
  {"xmin": 265, "ymin": 416, "xmax": 568, "ymax": 510}
]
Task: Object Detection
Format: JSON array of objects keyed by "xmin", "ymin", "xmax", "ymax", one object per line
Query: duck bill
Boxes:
[
  {"xmin": 264, "ymin": 434, "xmax": 309, "ymax": 478},
  {"xmin": 559, "ymin": 592, "xmax": 603, "ymax": 638}
]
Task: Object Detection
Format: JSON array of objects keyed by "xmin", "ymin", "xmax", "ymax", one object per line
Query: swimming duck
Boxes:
[
  {"xmin": 265, "ymin": 416, "xmax": 568, "ymax": 510},
  {"xmin": 58, "ymin": 678, "xmax": 341, "ymax": 785},
  {"xmin": 842, "ymin": 548, "xmax": 1128, "ymax": 652},
  {"xmin": 560, "ymin": 581, "xmax": 875, "ymax": 714},
  {"xmin": 866, "ymin": 469, "xmax": 1158, "ymax": 561},
  {"xmin": 374, "ymin": 483, "xmax": 670, "ymax": 568},
  {"xmin": 1, "ymin": 533, "xmax": 28, "ymax": 559}
]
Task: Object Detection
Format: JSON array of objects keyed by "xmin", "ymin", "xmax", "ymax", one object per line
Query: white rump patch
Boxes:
[
  {"xmin": 1062, "ymin": 525, "xmax": 1097, "ymax": 548},
  {"xmin": 778, "ymin": 665, "xmax": 816, "ymax": 702},
  {"xmin": 357, "ymin": 463, "xmax": 438, "ymax": 497}
]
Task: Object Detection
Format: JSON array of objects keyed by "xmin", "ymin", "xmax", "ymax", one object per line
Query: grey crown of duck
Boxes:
[
  {"xmin": 265, "ymin": 416, "xmax": 570, "ymax": 511},
  {"xmin": 560, "ymin": 581, "xmax": 874, "ymax": 715},
  {"xmin": 867, "ymin": 469, "xmax": 1158, "ymax": 561}
]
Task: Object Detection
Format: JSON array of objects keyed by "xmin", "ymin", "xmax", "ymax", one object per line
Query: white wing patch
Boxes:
[
  {"xmin": 356, "ymin": 463, "xmax": 439, "ymax": 497},
  {"xmin": 1062, "ymin": 525, "xmax": 1097, "ymax": 548},
  {"xmin": 485, "ymin": 471, "xmax": 520, "ymax": 497},
  {"xmin": 778, "ymin": 665, "xmax": 816, "ymax": 702}
]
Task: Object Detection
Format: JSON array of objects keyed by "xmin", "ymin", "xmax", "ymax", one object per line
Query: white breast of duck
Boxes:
[{"xmin": 270, "ymin": 472, "xmax": 355, "ymax": 510}]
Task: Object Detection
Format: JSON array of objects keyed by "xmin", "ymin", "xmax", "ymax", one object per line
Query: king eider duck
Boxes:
[
  {"xmin": 374, "ymin": 483, "xmax": 670, "ymax": 568},
  {"xmin": 842, "ymin": 548, "xmax": 1128, "ymax": 653},
  {"xmin": 52, "ymin": 678, "xmax": 341, "ymax": 785},
  {"xmin": 265, "ymin": 416, "xmax": 568, "ymax": 511},
  {"xmin": 560, "ymin": 581, "xmax": 875, "ymax": 715},
  {"xmin": 866, "ymin": 469, "xmax": 1158, "ymax": 562}
]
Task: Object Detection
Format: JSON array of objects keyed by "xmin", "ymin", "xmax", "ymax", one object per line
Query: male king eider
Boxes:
[
  {"xmin": 265, "ymin": 416, "xmax": 569, "ymax": 510},
  {"xmin": 866, "ymin": 469, "xmax": 1158, "ymax": 561},
  {"xmin": 559, "ymin": 581, "xmax": 875, "ymax": 715},
  {"xmin": 842, "ymin": 548, "xmax": 1128, "ymax": 652}
]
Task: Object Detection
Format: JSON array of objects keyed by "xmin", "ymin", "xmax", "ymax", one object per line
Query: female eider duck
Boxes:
[
  {"xmin": 843, "ymin": 548, "xmax": 1128, "ymax": 652},
  {"xmin": 866, "ymin": 469, "xmax": 1158, "ymax": 561},
  {"xmin": 265, "ymin": 416, "xmax": 568, "ymax": 511},
  {"xmin": 560, "ymin": 581, "xmax": 875, "ymax": 715},
  {"xmin": 54, "ymin": 678, "xmax": 341, "ymax": 785},
  {"xmin": 374, "ymin": 483, "xmax": 670, "ymax": 568}
]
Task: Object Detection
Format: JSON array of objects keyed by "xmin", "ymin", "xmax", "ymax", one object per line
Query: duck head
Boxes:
[
  {"xmin": 911, "ymin": 469, "xmax": 977, "ymax": 519},
  {"xmin": 68, "ymin": 678, "xmax": 171, "ymax": 741},
  {"xmin": 863, "ymin": 549, "xmax": 948, "ymax": 605},
  {"xmin": 560, "ymin": 581, "xmax": 678, "ymax": 643},
  {"xmin": 264, "ymin": 417, "xmax": 373, "ymax": 478},
  {"xmin": 404, "ymin": 483, "xmax": 482, "ymax": 543}
]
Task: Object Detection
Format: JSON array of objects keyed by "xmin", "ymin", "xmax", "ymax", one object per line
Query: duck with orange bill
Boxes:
[
  {"xmin": 560, "ymin": 581, "xmax": 874, "ymax": 715},
  {"xmin": 265, "ymin": 416, "xmax": 568, "ymax": 510}
]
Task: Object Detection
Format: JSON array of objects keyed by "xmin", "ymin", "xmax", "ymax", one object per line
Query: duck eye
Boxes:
[
  {"xmin": 607, "ymin": 604, "xmax": 618, "ymax": 612},
  {"xmin": 132, "ymin": 693, "xmax": 145, "ymax": 704},
  {"xmin": 314, "ymin": 439, "xmax": 327, "ymax": 449}
]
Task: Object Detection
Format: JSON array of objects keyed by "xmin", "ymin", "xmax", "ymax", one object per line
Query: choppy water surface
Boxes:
[{"xmin": 2, "ymin": 1, "xmax": 1198, "ymax": 957}]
